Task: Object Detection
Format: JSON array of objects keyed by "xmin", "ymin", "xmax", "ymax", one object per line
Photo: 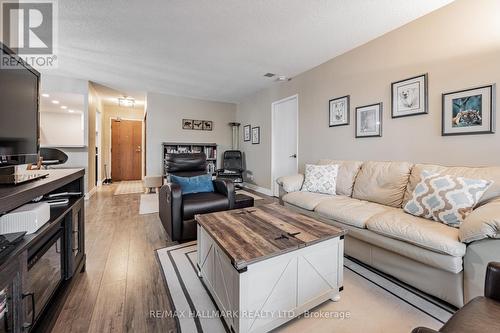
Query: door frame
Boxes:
[
  {"xmin": 109, "ymin": 117, "xmax": 144, "ymax": 180},
  {"xmin": 271, "ymin": 94, "xmax": 299, "ymax": 197},
  {"xmin": 95, "ymin": 109, "xmax": 102, "ymax": 186}
]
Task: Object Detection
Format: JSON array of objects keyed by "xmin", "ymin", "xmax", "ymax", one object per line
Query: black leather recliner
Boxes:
[
  {"xmin": 216, "ymin": 150, "xmax": 244, "ymax": 184},
  {"xmin": 412, "ymin": 262, "xmax": 500, "ymax": 333},
  {"xmin": 159, "ymin": 153, "xmax": 235, "ymax": 242}
]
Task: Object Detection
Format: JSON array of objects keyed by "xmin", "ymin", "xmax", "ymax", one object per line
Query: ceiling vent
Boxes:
[{"xmin": 263, "ymin": 73, "xmax": 275, "ymax": 78}]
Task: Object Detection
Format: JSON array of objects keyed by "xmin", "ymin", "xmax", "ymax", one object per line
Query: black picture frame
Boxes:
[
  {"xmin": 243, "ymin": 124, "xmax": 251, "ymax": 141},
  {"xmin": 251, "ymin": 126, "xmax": 260, "ymax": 144},
  {"xmin": 202, "ymin": 120, "xmax": 213, "ymax": 131},
  {"xmin": 355, "ymin": 103, "xmax": 383, "ymax": 138},
  {"xmin": 329, "ymin": 95, "xmax": 350, "ymax": 127},
  {"xmin": 391, "ymin": 73, "xmax": 428, "ymax": 118},
  {"xmin": 441, "ymin": 84, "xmax": 495, "ymax": 136},
  {"xmin": 192, "ymin": 120, "xmax": 203, "ymax": 130},
  {"xmin": 182, "ymin": 119, "xmax": 193, "ymax": 130}
]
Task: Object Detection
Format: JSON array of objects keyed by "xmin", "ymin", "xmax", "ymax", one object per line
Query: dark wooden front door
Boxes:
[{"xmin": 111, "ymin": 119, "xmax": 142, "ymax": 181}]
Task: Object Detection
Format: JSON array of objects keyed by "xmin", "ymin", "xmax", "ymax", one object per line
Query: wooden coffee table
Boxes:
[{"xmin": 196, "ymin": 203, "xmax": 346, "ymax": 333}]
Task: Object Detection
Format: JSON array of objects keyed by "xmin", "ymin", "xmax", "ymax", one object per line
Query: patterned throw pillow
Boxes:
[
  {"xmin": 301, "ymin": 164, "xmax": 339, "ymax": 195},
  {"xmin": 403, "ymin": 170, "xmax": 492, "ymax": 227}
]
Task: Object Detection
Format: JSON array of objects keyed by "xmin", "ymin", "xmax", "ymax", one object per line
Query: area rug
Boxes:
[
  {"xmin": 114, "ymin": 180, "xmax": 145, "ymax": 195},
  {"xmin": 236, "ymin": 189, "xmax": 264, "ymax": 200},
  {"xmin": 156, "ymin": 242, "xmax": 453, "ymax": 333},
  {"xmin": 139, "ymin": 193, "xmax": 159, "ymax": 214}
]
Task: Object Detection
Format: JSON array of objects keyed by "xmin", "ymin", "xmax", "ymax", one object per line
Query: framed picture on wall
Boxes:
[
  {"xmin": 192, "ymin": 120, "xmax": 203, "ymax": 130},
  {"xmin": 329, "ymin": 95, "xmax": 350, "ymax": 126},
  {"xmin": 391, "ymin": 74, "xmax": 428, "ymax": 118},
  {"xmin": 442, "ymin": 84, "xmax": 495, "ymax": 136},
  {"xmin": 182, "ymin": 119, "xmax": 193, "ymax": 130},
  {"xmin": 251, "ymin": 126, "xmax": 260, "ymax": 144},
  {"xmin": 243, "ymin": 124, "xmax": 251, "ymax": 141},
  {"xmin": 355, "ymin": 103, "xmax": 383, "ymax": 138},
  {"xmin": 202, "ymin": 120, "xmax": 213, "ymax": 131}
]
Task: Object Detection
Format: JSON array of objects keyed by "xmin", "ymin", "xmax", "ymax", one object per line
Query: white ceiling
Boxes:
[
  {"xmin": 45, "ymin": 0, "xmax": 454, "ymax": 103},
  {"xmin": 91, "ymin": 83, "xmax": 146, "ymax": 108}
]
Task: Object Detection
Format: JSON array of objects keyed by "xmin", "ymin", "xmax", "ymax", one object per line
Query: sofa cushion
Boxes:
[
  {"xmin": 404, "ymin": 170, "xmax": 492, "ymax": 227},
  {"xmin": 352, "ymin": 161, "xmax": 413, "ymax": 207},
  {"xmin": 317, "ymin": 159, "xmax": 363, "ymax": 196},
  {"xmin": 314, "ymin": 196, "xmax": 390, "ymax": 228},
  {"xmin": 282, "ymin": 191, "xmax": 331, "ymax": 211},
  {"xmin": 301, "ymin": 164, "xmax": 339, "ymax": 195},
  {"xmin": 460, "ymin": 199, "xmax": 500, "ymax": 243},
  {"xmin": 366, "ymin": 209, "xmax": 466, "ymax": 257},
  {"xmin": 403, "ymin": 163, "xmax": 500, "ymax": 207}
]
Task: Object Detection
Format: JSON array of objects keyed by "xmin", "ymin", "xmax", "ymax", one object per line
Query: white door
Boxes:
[{"xmin": 272, "ymin": 95, "xmax": 298, "ymax": 197}]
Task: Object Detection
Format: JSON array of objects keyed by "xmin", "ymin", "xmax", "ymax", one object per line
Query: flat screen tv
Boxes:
[{"xmin": 0, "ymin": 42, "xmax": 40, "ymax": 167}]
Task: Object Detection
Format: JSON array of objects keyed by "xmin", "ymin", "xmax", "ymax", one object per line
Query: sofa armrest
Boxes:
[
  {"xmin": 213, "ymin": 179, "xmax": 235, "ymax": 209},
  {"xmin": 459, "ymin": 200, "xmax": 500, "ymax": 243},
  {"xmin": 159, "ymin": 183, "xmax": 183, "ymax": 241},
  {"xmin": 485, "ymin": 262, "xmax": 500, "ymax": 301},
  {"xmin": 276, "ymin": 174, "xmax": 304, "ymax": 195}
]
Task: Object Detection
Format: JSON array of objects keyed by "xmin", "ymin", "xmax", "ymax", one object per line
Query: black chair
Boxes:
[
  {"xmin": 159, "ymin": 153, "xmax": 235, "ymax": 242},
  {"xmin": 216, "ymin": 150, "xmax": 244, "ymax": 184},
  {"xmin": 40, "ymin": 148, "xmax": 68, "ymax": 168},
  {"xmin": 412, "ymin": 262, "xmax": 500, "ymax": 333}
]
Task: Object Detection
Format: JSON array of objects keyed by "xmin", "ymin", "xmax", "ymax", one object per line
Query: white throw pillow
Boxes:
[{"xmin": 301, "ymin": 164, "xmax": 339, "ymax": 195}]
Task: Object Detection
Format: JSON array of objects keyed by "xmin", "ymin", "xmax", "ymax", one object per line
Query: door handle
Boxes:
[{"xmin": 289, "ymin": 154, "xmax": 297, "ymax": 158}]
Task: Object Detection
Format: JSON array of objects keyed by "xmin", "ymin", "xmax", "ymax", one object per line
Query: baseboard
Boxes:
[
  {"xmin": 242, "ymin": 182, "xmax": 273, "ymax": 196},
  {"xmin": 85, "ymin": 186, "xmax": 97, "ymax": 200}
]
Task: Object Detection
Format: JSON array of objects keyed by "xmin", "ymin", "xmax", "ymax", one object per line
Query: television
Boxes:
[{"xmin": 0, "ymin": 42, "xmax": 40, "ymax": 168}]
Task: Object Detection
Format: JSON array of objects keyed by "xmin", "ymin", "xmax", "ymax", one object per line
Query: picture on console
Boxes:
[{"xmin": 442, "ymin": 84, "xmax": 495, "ymax": 136}]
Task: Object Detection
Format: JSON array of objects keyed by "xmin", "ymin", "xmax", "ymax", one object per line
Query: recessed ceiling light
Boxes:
[
  {"xmin": 264, "ymin": 73, "xmax": 275, "ymax": 78},
  {"xmin": 52, "ymin": 100, "xmax": 59, "ymax": 104},
  {"xmin": 276, "ymin": 75, "xmax": 288, "ymax": 81},
  {"xmin": 42, "ymin": 93, "xmax": 50, "ymax": 98},
  {"xmin": 61, "ymin": 106, "xmax": 67, "ymax": 109},
  {"xmin": 68, "ymin": 109, "xmax": 75, "ymax": 113}
]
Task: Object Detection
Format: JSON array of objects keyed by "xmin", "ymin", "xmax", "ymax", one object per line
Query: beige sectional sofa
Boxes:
[{"xmin": 277, "ymin": 160, "xmax": 500, "ymax": 308}]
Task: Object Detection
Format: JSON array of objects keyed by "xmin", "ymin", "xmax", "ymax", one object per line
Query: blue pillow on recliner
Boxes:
[{"xmin": 170, "ymin": 174, "xmax": 214, "ymax": 195}]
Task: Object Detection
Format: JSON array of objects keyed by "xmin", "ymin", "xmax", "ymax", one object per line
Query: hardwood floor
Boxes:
[{"xmin": 51, "ymin": 183, "xmax": 275, "ymax": 333}]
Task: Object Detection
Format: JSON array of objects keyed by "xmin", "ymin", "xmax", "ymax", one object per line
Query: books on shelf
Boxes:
[{"xmin": 204, "ymin": 146, "xmax": 217, "ymax": 159}]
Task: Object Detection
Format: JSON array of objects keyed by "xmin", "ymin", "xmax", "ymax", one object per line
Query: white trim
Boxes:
[
  {"xmin": 271, "ymin": 94, "xmax": 299, "ymax": 197},
  {"xmin": 242, "ymin": 182, "xmax": 273, "ymax": 196},
  {"xmin": 85, "ymin": 186, "xmax": 97, "ymax": 200},
  {"xmin": 109, "ymin": 117, "xmax": 143, "ymax": 180}
]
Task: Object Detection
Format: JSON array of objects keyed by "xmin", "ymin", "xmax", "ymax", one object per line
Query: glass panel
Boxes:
[{"xmin": 27, "ymin": 238, "xmax": 62, "ymax": 321}]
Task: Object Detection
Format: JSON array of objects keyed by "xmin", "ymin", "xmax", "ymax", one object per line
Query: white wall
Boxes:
[
  {"xmin": 237, "ymin": 0, "xmax": 500, "ymax": 190},
  {"xmin": 146, "ymin": 92, "xmax": 237, "ymax": 175},
  {"xmin": 40, "ymin": 74, "xmax": 91, "ymax": 193},
  {"xmin": 40, "ymin": 112, "xmax": 84, "ymax": 146}
]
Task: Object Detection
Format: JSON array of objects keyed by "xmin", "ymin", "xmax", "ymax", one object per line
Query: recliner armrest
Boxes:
[
  {"xmin": 213, "ymin": 179, "xmax": 235, "ymax": 209},
  {"xmin": 485, "ymin": 262, "xmax": 500, "ymax": 301},
  {"xmin": 159, "ymin": 183, "xmax": 183, "ymax": 241}
]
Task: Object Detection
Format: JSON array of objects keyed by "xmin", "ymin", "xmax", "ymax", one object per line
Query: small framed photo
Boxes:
[
  {"xmin": 442, "ymin": 84, "xmax": 495, "ymax": 136},
  {"xmin": 243, "ymin": 124, "xmax": 251, "ymax": 141},
  {"xmin": 202, "ymin": 120, "xmax": 213, "ymax": 131},
  {"xmin": 251, "ymin": 126, "xmax": 260, "ymax": 144},
  {"xmin": 356, "ymin": 103, "xmax": 383, "ymax": 138},
  {"xmin": 391, "ymin": 74, "xmax": 428, "ymax": 118},
  {"xmin": 192, "ymin": 120, "xmax": 203, "ymax": 130},
  {"xmin": 182, "ymin": 119, "xmax": 193, "ymax": 130},
  {"xmin": 329, "ymin": 95, "xmax": 350, "ymax": 127}
]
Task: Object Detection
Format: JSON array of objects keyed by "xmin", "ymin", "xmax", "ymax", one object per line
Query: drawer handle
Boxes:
[{"xmin": 22, "ymin": 292, "xmax": 35, "ymax": 330}]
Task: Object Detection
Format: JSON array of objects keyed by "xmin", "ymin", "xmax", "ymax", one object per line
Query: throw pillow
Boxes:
[
  {"xmin": 170, "ymin": 174, "xmax": 214, "ymax": 195},
  {"xmin": 301, "ymin": 164, "xmax": 339, "ymax": 195},
  {"xmin": 403, "ymin": 170, "xmax": 492, "ymax": 227}
]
